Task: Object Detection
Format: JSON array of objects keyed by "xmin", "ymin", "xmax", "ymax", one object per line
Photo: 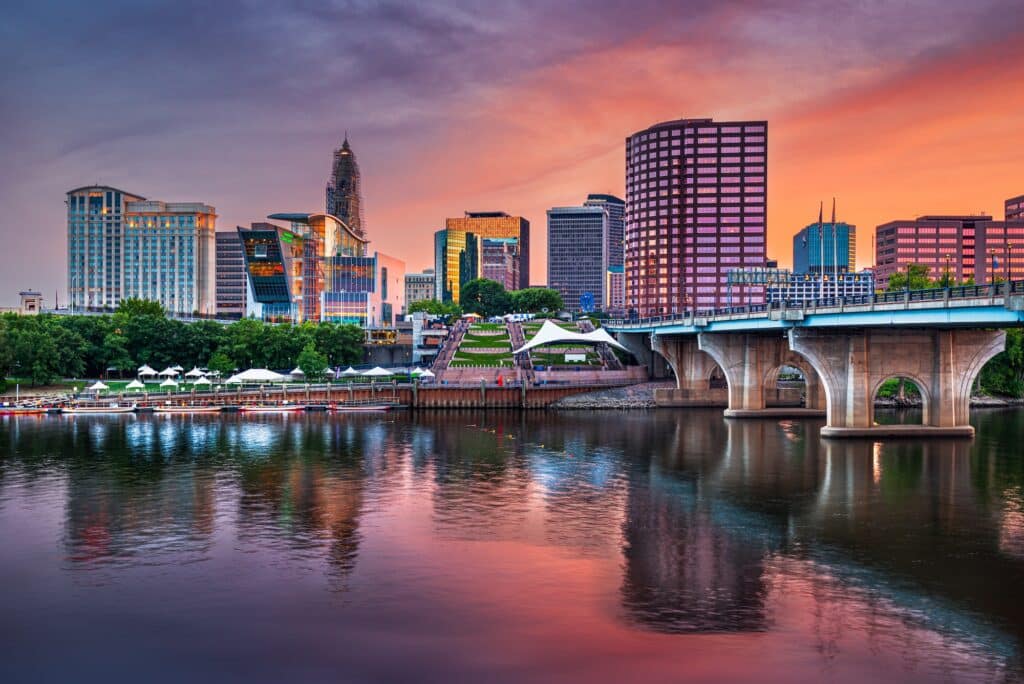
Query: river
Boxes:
[{"xmin": 0, "ymin": 409, "xmax": 1022, "ymax": 682}]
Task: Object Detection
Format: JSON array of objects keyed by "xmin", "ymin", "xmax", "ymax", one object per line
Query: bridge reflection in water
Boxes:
[{"xmin": 0, "ymin": 409, "xmax": 1022, "ymax": 680}]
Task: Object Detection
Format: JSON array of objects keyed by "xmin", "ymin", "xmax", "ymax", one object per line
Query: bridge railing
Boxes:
[{"xmin": 607, "ymin": 279, "xmax": 1024, "ymax": 329}]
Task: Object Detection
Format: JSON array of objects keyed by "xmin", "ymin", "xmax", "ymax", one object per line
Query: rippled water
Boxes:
[{"xmin": 1, "ymin": 409, "xmax": 1023, "ymax": 682}]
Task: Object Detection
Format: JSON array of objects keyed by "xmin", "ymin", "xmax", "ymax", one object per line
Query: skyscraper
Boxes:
[
  {"xmin": 326, "ymin": 135, "xmax": 366, "ymax": 239},
  {"xmin": 792, "ymin": 222, "xmax": 856, "ymax": 274},
  {"xmin": 583, "ymin": 193, "xmax": 625, "ymax": 268},
  {"xmin": 215, "ymin": 231, "xmax": 247, "ymax": 318},
  {"xmin": 67, "ymin": 186, "xmax": 217, "ymax": 314},
  {"xmin": 1007, "ymin": 194, "xmax": 1024, "ymax": 221},
  {"xmin": 547, "ymin": 202, "xmax": 609, "ymax": 312},
  {"xmin": 435, "ymin": 212, "xmax": 530, "ymax": 302},
  {"xmin": 625, "ymin": 118, "xmax": 767, "ymax": 315}
]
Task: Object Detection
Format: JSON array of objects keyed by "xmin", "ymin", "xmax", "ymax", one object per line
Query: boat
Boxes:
[
  {"xmin": 0, "ymin": 407, "xmax": 47, "ymax": 416},
  {"xmin": 331, "ymin": 404, "xmax": 394, "ymax": 413},
  {"xmin": 63, "ymin": 405, "xmax": 135, "ymax": 415},
  {"xmin": 153, "ymin": 405, "xmax": 222, "ymax": 414},
  {"xmin": 239, "ymin": 405, "xmax": 305, "ymax": 414}
]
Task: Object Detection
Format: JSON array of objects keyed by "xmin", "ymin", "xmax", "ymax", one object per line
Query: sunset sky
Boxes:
[{"xmin": 2, "ymin": 0, "xmax": 1023, "ymax": 306}]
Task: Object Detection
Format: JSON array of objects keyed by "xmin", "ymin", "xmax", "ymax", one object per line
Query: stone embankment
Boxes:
[{"xmin": 551, "ymin": 382, "xmax": 672, "ymax": 409}]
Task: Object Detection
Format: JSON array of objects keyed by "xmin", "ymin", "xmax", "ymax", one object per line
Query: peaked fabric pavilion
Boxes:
[
  {"xmin": 224, "ymin": 368, "xmax": 289, "ymax": 384},
  {"xmin": 340, "ymin": 367, "xmax": 360, "ymax": 376},
  {"xmin": 184, "ymin": 367, "xmax": 205, "ymax": 378},
  {"xmin": 137, "ymin": 365, "xmax": 157, "ymax": 376},
  {"xmin": 160, "ymin": 378, "xmax": 179, "ymax": 388},
  {"xmin": 361, "ymin": 366, "xmax": 393, "ymax": 377},
  {"xmin": 126, "ymin": 379, "xmax": 146, "ymax": 390},
  {"xmin": 158, "ymin": 367, "xmax": 179, "ymax": 377},
  {"xmin": 512, "ymin": 319, "xmax": 628, "ymax": 355},
  {"xmin": 87, "ymin": 381, "xmax": 109, "ymax": 391},
  {"xmin": 193, "ymin": 376, "xmax": 212, "ymax": 386}
]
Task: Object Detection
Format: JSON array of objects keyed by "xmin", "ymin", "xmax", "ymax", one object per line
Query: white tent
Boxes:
[
  {"xmin": 419, "ymin": 369, "xmax": 435, "ymax": 379},
  {"xmin": 171, "ymin": 365, "xmax": 184, "ymax": 372},
  {"xmin": 160, "ymin": 378, "xmax": 179, "ymax": 388},
  {"xmin": 126, "ymin": 379, "xmax": 146, "ymax": 391},
  {"xmin": 324, "ymin": 367, "xmax": 336, "ymax": 377},
  {"xmin": 290, "ymin": 367, "xmax": 305, "ymax": 377},
  {"xmin": 158, "ymin": 367, "xmax": 179, "ymax": 377},
  {"xmin": 361, "ymin": 366, "xmax": 393, "ymax": 377},
  {"xmin": 87, "ymin": 381, "xmax": 109, "ymax": 391},
  {"xmin": 137, "ymin": 364, "xmax": 157, "ymax": 377},
  {"xmin": 410, "ymin": 367, "xmax": 424, "ymax": 376},
  {"xmin": 340, "ymin": 367, "xmax": 361, "ymax": 376},
  {"xmin": 225, "ymin": 368, "xmax": 289, "ymax": 384},
  {"xmin": 512, "ymin": 319, "xmax": 628, "ymax": 354},
  {"xmin": 184, "ymin": 367, "xmax": 205, "ymax": 378},
  {"xmin": 193, "ymin": 376, "xmax": 212, "ymax": 386}
]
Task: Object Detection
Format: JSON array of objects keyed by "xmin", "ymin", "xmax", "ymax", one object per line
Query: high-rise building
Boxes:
[
  {"xmin": 481, "ymin": 237, "xmax": 520, "ymax": 290},
  {"xmin": 874, "ymin": 214, "xmax": 1024, "ymax": 289},
  {"xmin": 625, "ymin": 118, "xmax": 767, "ymax": 315},
  {"xmin": 606, "ymin": 266, "xmax": 625, "ymax": 313},
  {"xmin": 66, "ymin": 186, "xmax": 217, "ymax": 314},
  {"xmin": 215, "ymin": 231, "xmax": 247, "ymax": 319},
  {"xmin": 326, "ymin": 135, "xmax": 366, "ymax": 239},
  {"xmin": 792, "ymin": 222, "xmax": 856, "ymax": 274},
  {"xmin": 435, "ymin": 212, "xmax": 530, "ymax": 303},
  {"xmin": 404, "ymin": 269, "xmax": 436, "ymax": 310},
  {"xmin": 240, "ymin": 213, "xmax": 403, "ymax": 326},
  {"xmin": 583, "ymin": 193, "xmax": 625, "ymax": 268},
  {"xmin": 547, "ymin": 204, "xmax": 609, "ymax": 312},
  {"xmin": 1006, "ymin": 194, "xmax": 1024, "ymax": 221}
]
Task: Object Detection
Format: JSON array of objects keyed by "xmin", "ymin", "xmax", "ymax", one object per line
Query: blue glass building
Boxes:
[{"xmin": 793, "ymin": 222, "xmax": 856, "ymax": 274}]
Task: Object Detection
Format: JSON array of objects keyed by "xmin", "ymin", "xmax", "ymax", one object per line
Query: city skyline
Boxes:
[{"xmin": 3, "ymin": 2, "xmax": 1024, "ymax": 306}]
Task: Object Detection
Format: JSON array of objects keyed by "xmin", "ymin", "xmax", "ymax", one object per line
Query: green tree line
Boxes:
[{"xmin": 0, "ymin": 299, "xmax": 364, "ymax": 386}]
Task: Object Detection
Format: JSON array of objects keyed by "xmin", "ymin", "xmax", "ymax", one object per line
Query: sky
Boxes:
[{"xmin": 2, "ymin": 0, "xmax": 1023, "ymax": 306}]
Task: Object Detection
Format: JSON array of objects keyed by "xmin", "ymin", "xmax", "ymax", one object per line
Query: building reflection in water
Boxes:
[{"xmin": 1, "ymin": 409, "xmax": 1023, "ymax": 675}]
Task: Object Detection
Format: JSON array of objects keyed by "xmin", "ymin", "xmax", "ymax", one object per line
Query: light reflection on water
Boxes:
[{"xmin": 0, "ymin": 409, "xmax": 1022, "ymax": 682}]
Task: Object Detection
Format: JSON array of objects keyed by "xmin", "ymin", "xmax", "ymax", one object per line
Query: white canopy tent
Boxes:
[
  {"xmin": 126, "ymin": 379, "xmax": 146, "ymax": 391},
  {"xmin": 512, "ymin": 319, "xmax": 629, "ymax": 355},
  {"xmin": 158, "ymin": 367, "xmax": 179, "ymax": 377},
  {"xmin": 340, "ymin": 367, "xmax": 361, "ymax": 376},
  {"xmin": 224, "ymin": 368, "xmax": 289, "ymax": 384},
  {"xmin": 184, "ymin": 367, "xmax": 205, "ymax": 378},
  {"xmin": 171, "ymin": 365, "xmax": 184, "ymax": 372},
  {"xmin": 324, "ymin": 367, "xmax": 336, "ymax": 377},
  {"xmin": 160, "ymin": 378, "xmax": 179, "ymax": 388},
  {"xmin": 410, "ymin": 367, "xmax": 424, "ymax": 376},
  {"xmin": 419, "ymin": 369, "xmax": 435, "ymax": 379},
  {"xmin": 361, "ymin": 366, "xmax": 393, "ymax": 377},
  {"xmin": 137, "ymin": 364, "xmax": 157, "ymax": 377},
  {"xmin": 290, "ymin": 367, "xmax": 305, "ymax": 377},
  {"xmin": 87, "ymin": 381, "xmax": 109, "ymax": 392},
  {"xmin": 193, "ymin": 376, "xmax": 212, "ymax": 386}
]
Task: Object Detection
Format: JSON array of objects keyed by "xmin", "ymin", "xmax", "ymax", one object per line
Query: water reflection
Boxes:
[{"xmin": 0, "ymin": 409, "xmax": 1022, "ymax": 680}]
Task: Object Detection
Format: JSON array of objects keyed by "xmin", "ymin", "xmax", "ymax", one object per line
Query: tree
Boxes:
[
  {"xmin": 101, "ymin": 331, "xmax": 134, "ymax": 374},
  {"xmin": 980, "ymin": 329, "xmax": 1024, "ymax": 397},
  {"xmin": 886, "ymin": 263, "xmax": 934, "ymax": 292},
  {"xmin": 207, "ymin": 350, "xmax": 236, "ymax": 376},
  {"xmin": 313, "ymin": 322, "xmax": 364, "ymax": 366},
  {"xmin": 408, "ymin": 299, "xmax": 462, "ymax": 318},
  {"xmin": 296, "ymin": 342, "xmax": 327, "ymax": 381},
  {"xmin": 117, "ymin": 298, "xmax": 166, "ymax": 318},
  {"xmin": 510, "ymin": 288, "xmax": 563, "ymax": 314},
  {"xmin": 460, "ymin": 279, "xmax": 512, "ymax": 317}
]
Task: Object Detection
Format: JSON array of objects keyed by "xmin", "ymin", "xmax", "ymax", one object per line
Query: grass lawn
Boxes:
[{"xmin": 450, "ymin": 351, "xmax": 514, "ymax": 367}]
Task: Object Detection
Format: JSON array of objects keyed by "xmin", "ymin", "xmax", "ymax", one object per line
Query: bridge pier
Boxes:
[
  {"xmin": 789, "ymin": 328, "xmax": 1006, "ymax": 438},
  {"xmin": 619, "ymin": 332, "xmax": 672, "ymax": 380},
  {"xmin": 650, "ymin": 335, "xmax": 726, "ymax": 406},
  {"xmin": 697, "ymin": 333, "xmax": 825, "ymax": 418}
]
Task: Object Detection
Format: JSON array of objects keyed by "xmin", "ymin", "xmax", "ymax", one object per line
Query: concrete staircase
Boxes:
[
  {"xmin": 431, "ymin": 319, "xmax": 469, "ymax": 380},
  {"xmin": 507, "ymin": 320, "xmax": 536, "ymax": 384},
  {"xmin": 577, "ymin": 319, "xmax": 623, "ymax": 370}
]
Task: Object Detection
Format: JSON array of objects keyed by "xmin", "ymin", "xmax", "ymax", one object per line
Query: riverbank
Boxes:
[{"xmin": 552, "ymin": 382, "xmax": 1024, "ymax": 410}]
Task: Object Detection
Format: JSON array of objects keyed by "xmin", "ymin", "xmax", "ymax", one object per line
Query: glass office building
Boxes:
[
  {"xmin": 547, "ymin": 204, "xmax": 609, "ymax": 312},
  {"xmin": 436, "ymin": 212, "xmax": 529, "ymax": 302},
  {"xmin": 215, "ymin": 231, "xmax": 247, "ymax": 318},
  {"xmin": 792, "ymin": 222, "xmax": 856, "ymax": 274},
  {"xmin": 67, "ymin": 186, "xmax": 217, "ymax": 314}
]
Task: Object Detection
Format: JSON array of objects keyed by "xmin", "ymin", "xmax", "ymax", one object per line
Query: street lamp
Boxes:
[
  {"xmin": 989, "ymin": 248, "xmax": 996, "ymax": 285},
  {"xmin": 1007, "ymin": 242, "xmax": 1013, "ymax": 283},
  {"xmin": 944, "ymin": 253, "xmax": 951, "ymax": 288}
]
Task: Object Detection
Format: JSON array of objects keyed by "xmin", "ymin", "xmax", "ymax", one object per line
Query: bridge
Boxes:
[{"xmin": 606, "ymin": 281, "xmax": 1024, "ymax": 438}]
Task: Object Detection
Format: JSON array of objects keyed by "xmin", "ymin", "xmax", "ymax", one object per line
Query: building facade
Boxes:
[
  {"xmin": 749, "ymin": 269, "xmax": 876, "ymax": 304},
  {"xmin": 874, "ymin": 214, "xmax": 1024, "ymax": 289},
  {"xmin": 583, "ymin": 193, "xmax": 625, "ymax": 268},
  {"xmin": 1007, "ymin": 195, "xmax": 1024, "ymax": 221},
  {"xmin": 67, "ymin": 186, "xmax": 217, "ymax": 315},
  {"xmin": 606, "ymin": 265, "xmax": 625, "ymax": 313},
  {"xmin": 793, "ymin": 222, "xmax": 856, "ymax": 274},
  {"xmin": 404, "ymin": 269, "xmax": 436, "ymax": 310},
  {"xmin": 215, "ymin": 231, "xmax": 247, "ymax": 319},
  {"xmin": 240, "ymin": 212, "xmax": 403, "ymax": 326},
  {"xmin": 325, "ymin": 136, "xmax": 366, "ymax": 239},
  {"xmin": 435, "ymin": 212, "xmax": 530, "ymax": 303},
  {"xmin": 481, "ymin": 237, "xmax": 520, "ymax": 290},
  {"xmin": 625, "ymin": 118, "xmax": 767, "ymax": 316},
  {"xmin": 547, "ymin": 204, "xmax": 609, "ymax": 312}
]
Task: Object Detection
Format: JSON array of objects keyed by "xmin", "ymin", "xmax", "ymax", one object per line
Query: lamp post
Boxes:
[
  {"xmin": 944, "ymin": 253, "xmax": 951, "ymax": 288},
  {"xmin": 989, "ymin": 248, "xmax": 996, "ymax": 285},
  {"xmin": 1007, "ymin": 242, "xmax": 1013, "ymax": 283}
]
